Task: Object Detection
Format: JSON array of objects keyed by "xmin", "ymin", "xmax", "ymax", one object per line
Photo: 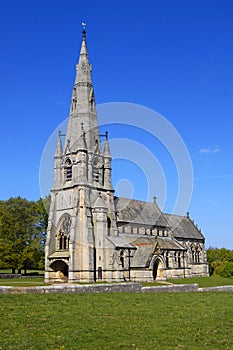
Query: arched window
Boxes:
[
  {"xmin": 56, "ymin": 214, "xmax": 72, "ymax": 250},
  {"xmin": 65, "ymin": 158, "xmax": 72, "ymax": 181}
]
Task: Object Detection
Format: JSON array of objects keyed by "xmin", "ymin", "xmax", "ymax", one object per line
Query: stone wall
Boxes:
[
  {"xmin": 142, "ymin": 284, "xmax": 199, "ymax": 293},
  {"xmin": 0, "ymin": 283, "xmax": 232, "ymax": 294},
  {"xmin": 0, "ymin": 282, "xmax": 142, "ymax": 294},
  {"xmin": 0, "ymin": 274, "xmax": 21, "ymax": 279}
]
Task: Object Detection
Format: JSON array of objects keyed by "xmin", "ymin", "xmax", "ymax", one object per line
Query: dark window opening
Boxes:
[
  {"xmin": 58, "ymin": 235, "xmax": 69, "ymax": 250},
  {"xmin": 107, "ymin": 217, "xmax": 111, "ymax": 235},
  {"xmin": 65, "ymin": 159, "xmax": 72, "ymax": 181},
  {"xmin": 98, "ymin": 267, "xmax": 102, "ymax": 280},
  {"xmin": 166, "ymin": 253, "xmax": 169, "ymax": 268}
]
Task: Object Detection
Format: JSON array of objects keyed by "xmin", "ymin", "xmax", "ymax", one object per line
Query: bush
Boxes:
[{"xmin": 219, "ymin": 262, "xmax": 233, "ymax": 278}]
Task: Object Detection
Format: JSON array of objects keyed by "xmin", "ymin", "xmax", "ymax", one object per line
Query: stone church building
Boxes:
[{"xmin": 45, "ymin": 28, "xmax": 209, "ymax": 283}]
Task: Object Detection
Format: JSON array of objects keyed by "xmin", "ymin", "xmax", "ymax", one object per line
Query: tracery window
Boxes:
[
  {"xmin": 56, "ymin": 214, "xmax": 72, "ymax": 250},
  {"xmin": 191, "ymin": 245, "xmax": 201, "ymax": 263}
]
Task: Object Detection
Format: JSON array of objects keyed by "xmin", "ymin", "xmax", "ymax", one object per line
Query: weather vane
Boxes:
[{"xmin": 82, "ymin": 22, "xmax": 86, "ymax": 31}]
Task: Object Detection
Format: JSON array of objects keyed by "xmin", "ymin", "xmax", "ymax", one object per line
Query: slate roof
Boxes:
[
  {"xmin": 157, "ymin": 236, "xmax": 186, "ymax": 250},
  {"xmin": 164, "ymin": 214, "xmax": 205, "ymax": 240},
  {"xmin": 115, "ymin": 197, "xmax": 167, "ymax": 227},
  {"xmin": 119, "ymin": 234, "xmax": 156, "ymax": 268},
  {"xmin": 106, "ymin": 235, "xmax": 136, "ymax": 249}
]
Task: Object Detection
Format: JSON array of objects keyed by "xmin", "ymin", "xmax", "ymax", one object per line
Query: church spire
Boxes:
[
  {"xmin": 65, "ymin": 23, "xmax": 100, "ymax": 153},
  {"xmin": 78, "ymin": 23, "xmax": 88, "ymax": 62}
]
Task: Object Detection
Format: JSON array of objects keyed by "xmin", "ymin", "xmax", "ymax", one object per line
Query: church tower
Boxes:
[{"xmin": 45, "ymin": 26, "xmax": 119, "ymax": 283}]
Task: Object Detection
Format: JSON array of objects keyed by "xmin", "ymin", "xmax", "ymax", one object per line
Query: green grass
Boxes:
[
  {"xmin": 166, "ymin": 276, "xmax": 233, "ymax": 288},
  {"xmin": 1, "ymin": 276, "xmax": 233, "ymax": 288},
  {"xmin": 0, "ymin": 292, "xmax": 232, "ymax": 349},
  {"xmin": 0, "ymin": 277, "xmax": 45, "ymax": 286}
]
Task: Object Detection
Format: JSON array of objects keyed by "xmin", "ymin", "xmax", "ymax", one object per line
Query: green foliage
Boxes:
[
  {"xmin": 207, "ymin": 247, "xmax": 233, "ymax": 277},
  {"xmin": 219, "ymin": 262, "xmax": 233, "ymax": 278},
  {"xmin": 0, "ymin": 293, "xmax": 232, "ymax": 349},
  {"xmin": 0, "ymin": 196, "xmax": 50, "ymax": 272}
]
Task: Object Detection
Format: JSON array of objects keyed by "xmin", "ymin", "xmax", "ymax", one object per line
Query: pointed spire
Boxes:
[
  {"xmin": 79, "ymin": 22, "xmax": 89, "ymax": 63},
  {"xmin": 65, "ymin": 24, "xmax": 100, "ymax": 153},
  {"xmin": 55, "ymin": 131, "xmax": 63, "ymax": 157},
  {"xmin": 104, "ymin": 132, "xmax": 111, "ymax": 158}
]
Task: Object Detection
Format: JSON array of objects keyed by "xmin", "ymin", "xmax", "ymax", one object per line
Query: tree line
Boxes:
[
  {"xmin": 0, "ymin": 196, "xmax": 233, "ymax": 277},
  {"xmin": 0, "ymin": 196, "xmax": 49, "ymax": 274}
]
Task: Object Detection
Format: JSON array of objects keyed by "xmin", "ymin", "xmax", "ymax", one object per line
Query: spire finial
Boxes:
[{"xmin": 82, "ymin": 22, "xmax": 87, "ymax": 40}]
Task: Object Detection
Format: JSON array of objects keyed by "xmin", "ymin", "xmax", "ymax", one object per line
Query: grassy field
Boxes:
[
  {"xmin": 0, "ymin": 276, "xmax": 233, "ymax": 287},
  {"xmin": 0, "ymin": 292, "xmax": 232, "ymax": 349},
  {"xmin": 166, "ymin": 276, "xmax": 233, "ymax": 288},
  {"xmin": 0, "ymin": 277, "xmax": 45, "ymax": 286}
]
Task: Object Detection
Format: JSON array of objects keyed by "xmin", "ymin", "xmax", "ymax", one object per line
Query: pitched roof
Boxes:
[
  {"xmin": 157, "ymin": 236, "xmax": 186, "ymax": 250},
  {"xmin": 106, "ymin": 235, "xmax": 136, "ymax": 249},
  {"xmin": 164, "ymin": 214, "xmax": 205, "ymax": 240},
  {"xmin": 119, "ymin": 234, "xmax": 156, "ymax": 268},
  {"xmin": 115, "ymin": 197, "xmax": 167, "ymax": 227}
]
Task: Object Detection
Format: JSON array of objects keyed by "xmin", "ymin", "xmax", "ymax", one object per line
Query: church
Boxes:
[{"xmin": 45, "ymin": 28, "xmax": 209, "ymax": 283}]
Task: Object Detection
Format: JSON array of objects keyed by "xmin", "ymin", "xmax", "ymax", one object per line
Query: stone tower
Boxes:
[{"xmin": 45, "ymin": 27, "xmax": 120, "ymax": 283}]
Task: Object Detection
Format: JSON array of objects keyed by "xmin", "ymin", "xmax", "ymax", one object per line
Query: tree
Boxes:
[
  {"xmin": 34, "ymin": 196, "xmax": 50, "ymax": 269},
  {"xmin": 218, "ymin": 262, "xmax": 233, "ymax": 278},
  {"xmin": 0, "ymin": 197, "xmax": 46, "ymax": 273},
  {"xmin": 207, "ymin": 247, "xmax": 233, "ymax": 277}
]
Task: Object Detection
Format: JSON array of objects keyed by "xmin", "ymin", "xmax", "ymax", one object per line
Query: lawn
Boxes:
[
  {"xmin": 0, "ymin": 292, "xmax": 232, "ymax": 349},
  {"xmin": 0, "ymin": 277, "xmax": 45, "ymax": 286},
  {"xmin": 0, "ymin": 276, "xmax": 233, "ymax": 288},
  {"xmin": 166, "ymin": 276, "xmax": 233, "ymax": 288}
]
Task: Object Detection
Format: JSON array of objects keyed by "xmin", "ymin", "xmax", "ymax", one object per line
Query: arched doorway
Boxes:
[
  {"xmin": 50, "ymin": 260, "xmax": 69, "ymax": 282},
  {"xmin": 153, "ymin": 258, "xmax": 164, "ymax": 280}
]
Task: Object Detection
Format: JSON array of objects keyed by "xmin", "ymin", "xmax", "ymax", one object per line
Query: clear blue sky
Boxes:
[{"xmin": 0, "ymin": 0, "xmax": 232, "ymax": 249}]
